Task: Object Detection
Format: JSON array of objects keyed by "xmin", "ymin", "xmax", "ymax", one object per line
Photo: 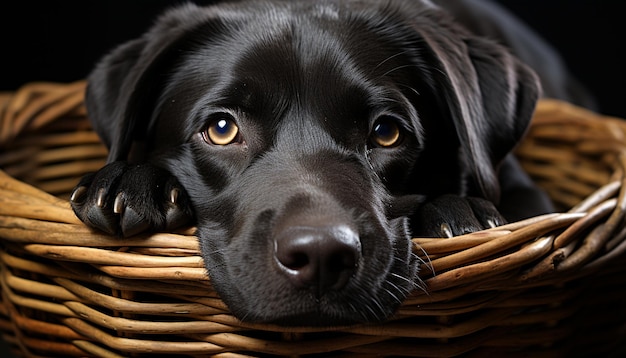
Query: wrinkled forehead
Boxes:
[{"xmin": 193, "ymin": 8, "xmax": 420, "ymax": 110}]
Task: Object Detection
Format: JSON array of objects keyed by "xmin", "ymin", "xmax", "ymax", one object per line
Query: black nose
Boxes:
[{"xmin": 274, "ymin": 224, "xmax": 361, "ymax": 295}]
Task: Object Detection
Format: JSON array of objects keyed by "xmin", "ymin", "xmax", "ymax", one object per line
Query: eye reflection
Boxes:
[
  {"xmin": 202, "ymin": 116, "xmax": 240, "ymax": 145},
  {"xmin": 371, "ymin": 116, "xmax": 402, "ymax": 147}
]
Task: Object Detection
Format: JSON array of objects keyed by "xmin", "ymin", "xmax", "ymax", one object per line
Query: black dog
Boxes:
[{"xmin": 71, "ymin": 0, "xmax": 571, "ymax": 326}]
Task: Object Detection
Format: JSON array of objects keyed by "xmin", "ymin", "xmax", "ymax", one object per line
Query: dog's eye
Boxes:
[
  {"xmin": 370, "ymin": 116, "xmax": 402, "ymax": 148},
  {"xmin": 202, "ymin": 115, "xmax": 240, "ymax": 145}
]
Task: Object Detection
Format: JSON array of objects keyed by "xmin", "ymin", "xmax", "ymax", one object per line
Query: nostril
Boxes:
[
  {"xmin": 274, "ymin": 224, "xmax": 361, "ymax": 294},
  {"xmin": 280, "ymin": 251, "xmax": 309, "ymax": 271},
  {"xmin": 326, "ymin": 249, "xmax": 358, "ymax": 275}
]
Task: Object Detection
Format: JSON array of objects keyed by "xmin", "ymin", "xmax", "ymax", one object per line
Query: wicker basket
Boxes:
[{"xmin": 0, "ymin": 82, "xmax": 625, "ymax": 357}]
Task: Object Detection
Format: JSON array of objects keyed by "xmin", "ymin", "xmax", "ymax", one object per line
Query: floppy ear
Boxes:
[
  {"xmin": 85, "ymin": 4, "xmax": 218, "ymax": 163},
  {"xmin": 414, "ymin": 14, "xmax": 540, "ymax": 204}
]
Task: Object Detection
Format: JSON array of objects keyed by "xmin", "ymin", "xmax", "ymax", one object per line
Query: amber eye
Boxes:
[
  {"xmin": 202, "ymin": 115, "xmax": 240, "ymax": 145},
  {"xmin": 370, "ymin": 116, "xmax": 402, "ymax": 147}
]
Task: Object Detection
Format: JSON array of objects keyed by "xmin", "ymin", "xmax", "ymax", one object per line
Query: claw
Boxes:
[
  {"xmin": 165, "ymin": 206, "xmax": 190, "ymax": 230},
  {"xmin": 440, "ymin": 223, "xmax": 454, "ymax": 238},
  {"xmin": 114, "ymin": 193, "xmax": 125, "ymax": 214},
  {"xmin": 70, "ymin": 186, "xmax": 87, "ymax": 203},
  {"xmin": 96, "ymin": 188, "xmax": 107, "ymax": 208},
  {"xmin": 72, "ymin": 163, "xmax": 192, "ymax": 237},
  {"xmin": 85, "ymin": 206, "xmax": 117, "ymax": 236},
  {"xmin": 120, "ymin": 206, "xmax": 150, "ymax": 237},
  {"xmin": 170, "ymin": 188, "xmax": 179, "ymax": 204},
  {"xmin": 165, "ymin": 188, "xmax": 191, "ymax": 230}
]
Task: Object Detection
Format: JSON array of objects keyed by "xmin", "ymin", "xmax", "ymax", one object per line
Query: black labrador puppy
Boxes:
[{"xmin": 71, "ymin": 0, "xmax": 566, "ymax": 326}]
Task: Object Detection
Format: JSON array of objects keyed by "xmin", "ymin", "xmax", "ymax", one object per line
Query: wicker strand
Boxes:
[{"xmin": 0, "ymin": 82, "xmax": 86, "ymax": 144}]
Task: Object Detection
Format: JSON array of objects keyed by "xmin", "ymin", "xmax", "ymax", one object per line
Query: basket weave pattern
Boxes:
[{"xmin": 0, "ymin": 82, "xmax": 625, "ymax": 357}]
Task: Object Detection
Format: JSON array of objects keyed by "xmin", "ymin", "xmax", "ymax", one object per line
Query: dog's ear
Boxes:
[
  {"xmin": 414, "ymin": 15, "xmax": 540, "ymax": 203},
  {"xmin": 86, "ymin": 4, "xmax": 217, "ymax": 163}
]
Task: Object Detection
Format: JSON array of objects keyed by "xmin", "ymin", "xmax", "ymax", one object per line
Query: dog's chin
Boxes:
[
  {"xmin": 250, "ymin": 308, "xmax": 391, "ymax": 327},
  {"xmin": 208, "ymin": 267, "xmax": 406, "ymax": 327},
  {"xmin": 200, "ymin": 218, "xmax": 418, "ymax": 327},
  {"xmin": 267, "ymin": 313, "xmax": 360, "ymax": 328},
  {"xmin": 268, "ymin": 314, "xmax": 349, "ymax": 328},
  {"xmin": 225, "ymin": 289, "xmax": 402, "ymax": 327}
]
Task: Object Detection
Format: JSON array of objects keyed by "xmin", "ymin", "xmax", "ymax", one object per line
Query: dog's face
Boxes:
[{"xmin": 79, "ymin": 0, "xmax": 540, "ymax": 325}]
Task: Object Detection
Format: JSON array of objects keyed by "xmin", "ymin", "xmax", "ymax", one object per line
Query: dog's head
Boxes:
[{"xmin": 86, "ymin": 0, "xmax": 539, "ymax": 325}]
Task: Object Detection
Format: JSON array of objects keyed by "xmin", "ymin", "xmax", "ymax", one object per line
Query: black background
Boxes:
[
  {"xmin": 0, "ymin": 0, "xmax": 624, "ymax": 356},
  {"xmin": 1, "ymin": 0, "xmax": 625, "ymax": 118}
]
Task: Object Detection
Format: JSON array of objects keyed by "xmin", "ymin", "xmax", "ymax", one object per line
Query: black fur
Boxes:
[{"xmin": 71, "ymin": 0, "xmax": 559, "ymax": 326}]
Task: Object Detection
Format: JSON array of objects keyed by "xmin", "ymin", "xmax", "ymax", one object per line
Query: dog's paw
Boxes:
[
  {"xmin": 414, "ymin": 194, "xmax": 505, "ymax": 238},
  {"xmin": 70, "ymin": 162, "xmax": 194, "ymax": 237}
]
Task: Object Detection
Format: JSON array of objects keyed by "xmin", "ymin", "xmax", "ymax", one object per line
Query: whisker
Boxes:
[
  {"xmin": 381, "ymin": 64, "xmax": 421, "ymax": 78},
  {"xmin": 347, "ymin": 301, "xmax": 359, "ymax": 315},
  {"xmin": 374, "ymin": 50, "xmax": 410, "ymax": 71},
  {"xmin": 382, "ymin": 287, "xmax": 403, "ymax": 305},
  {"xmin": 411, "ymin": 251, "xmax": 428, "ymax": 267},
  {"xmin": 390, "ymin": 272, "xmax": 415, "ymax": 289},
  {"xmin": 362, "ymin": 299, "xmax": 382, "ymax": 321},
  {"xmin": 362, "ymin": 287, "xmax": 390, "ymax": 319},
  {"xmin": 398, "ymin": 83, "xmax": 421, "ymax": 97},
  {"xmin": 434, "ymin": 67, "xmax": 448, "ymax": 79},
  {"xmin": 413, "ymin": 242, "xmax": 435, "ymax": 276},
  {"xmin": 392, "ymin": 277, "xmax": 416, "ymax": 299},
  {"xmin": 412, "ymin": 277, "xmax": 429, "ymax": 296}
]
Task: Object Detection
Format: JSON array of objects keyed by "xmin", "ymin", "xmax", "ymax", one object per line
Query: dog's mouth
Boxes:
[
  {"xmin": 195, "ymin": 151, "xmax": 423, "ymax": 326},
  {"xmin": 198, "ymin": 199, "xmax": 421, "ymax": 326}
]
